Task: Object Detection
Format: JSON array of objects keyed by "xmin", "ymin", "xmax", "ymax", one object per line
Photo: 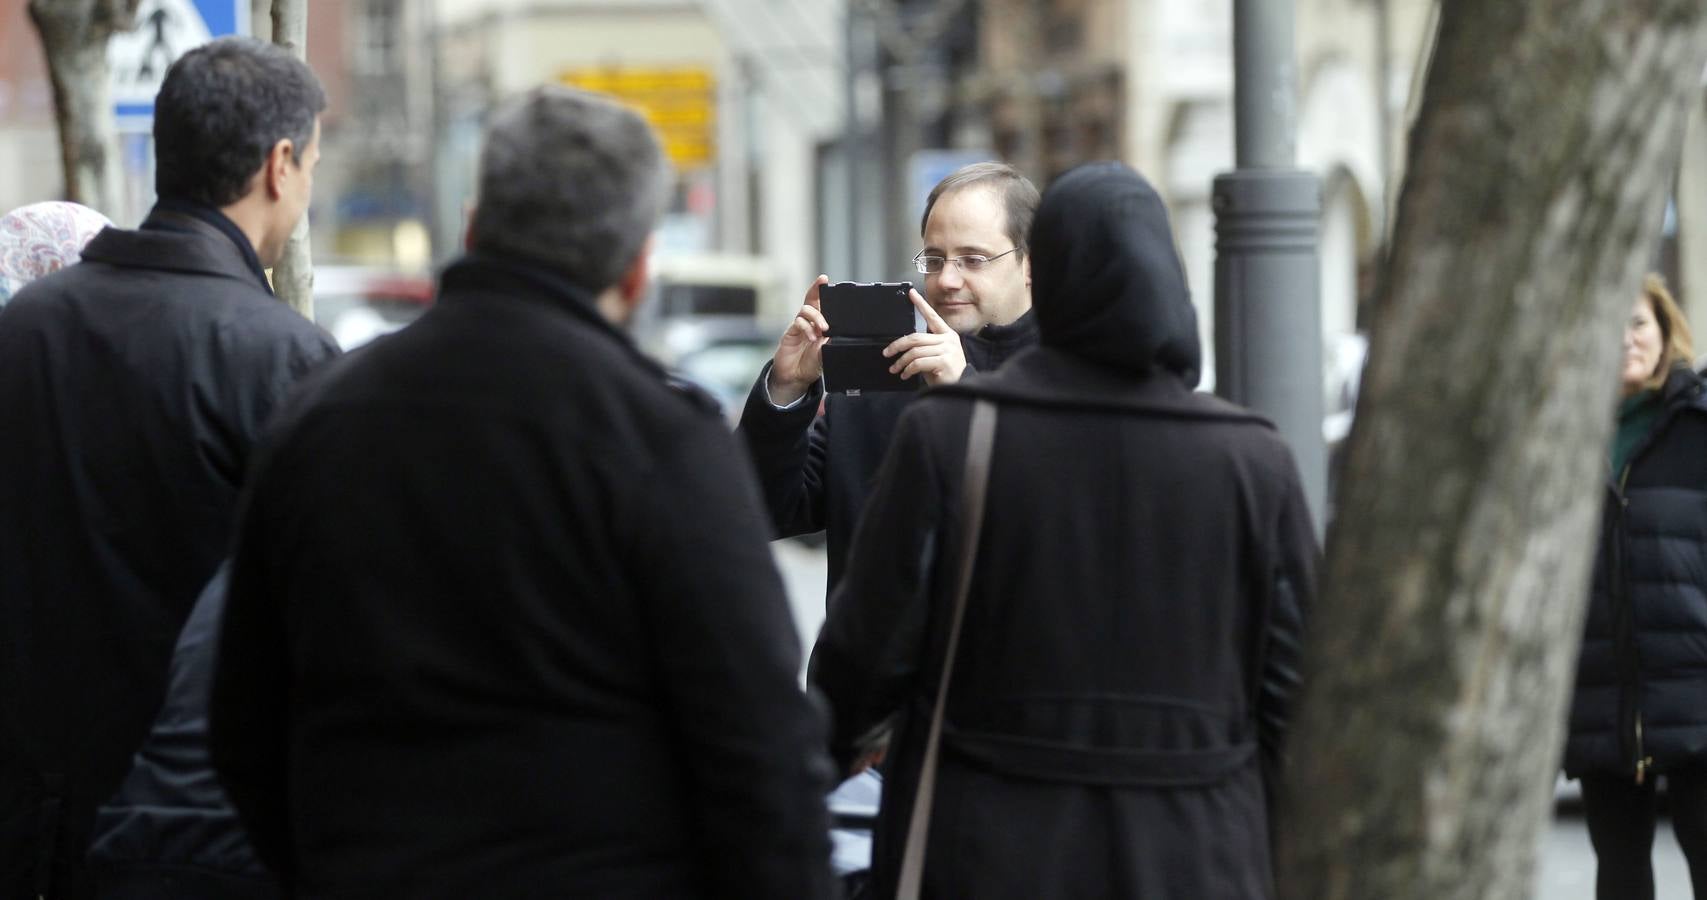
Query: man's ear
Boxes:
[
  {"xmin": 1022, "ymin": 251, "xmax": 1032, "ymax": 289},
  {"xmin": 616, "ymin": 235, "xmax": 656, "ymax": 310},
  {"xmin": 264, "ymin": 138, "xmax": 296, "ymax": 200}
]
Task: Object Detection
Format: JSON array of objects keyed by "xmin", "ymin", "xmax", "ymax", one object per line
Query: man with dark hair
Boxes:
[
  {"xmin": 738, "ymin": 162, "xmax": 1041, "ymax": 593},
  {"xmin": 0, "ymin": 37, "xmax": 336, "ymax": 900},
  {"xmin": 209, "ymin": 86, "xmax": 835, "ymax": 899}
]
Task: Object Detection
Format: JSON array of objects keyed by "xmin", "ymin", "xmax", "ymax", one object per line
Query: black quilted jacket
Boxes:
[{"xmin": 1566, "ymin": 366, "xmax": 1707, "ymax": 780}]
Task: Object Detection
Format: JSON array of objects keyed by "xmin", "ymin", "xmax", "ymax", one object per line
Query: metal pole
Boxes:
[
  {"xmin": 1231, "ymin": 0, "xmax": 1293, "ymax": 168},
  {"xmin": 1214, "ymin": 0, "xmax": 1327, "ymax": 531},
  {"xmin": 843, "ymin": 0, "xmax": 862, "ymax": 277}
]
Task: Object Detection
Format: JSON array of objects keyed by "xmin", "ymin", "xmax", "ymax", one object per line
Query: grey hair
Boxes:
[{"xmin": 470, "ymin": 86, "xmax": 670, "ymax": 293}]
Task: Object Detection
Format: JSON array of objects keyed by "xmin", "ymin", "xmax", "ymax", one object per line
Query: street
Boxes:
[
  {"xmin": 771, "ymin": 537, "xmax": 829, "ymax": 660},
  {"xmin": 1538, "ymin": 810, "xmax": 1691, "ymax": 899},
  {"xmin": 771, "ymin": 538, "xmax": 1693, "ymax": 897}
]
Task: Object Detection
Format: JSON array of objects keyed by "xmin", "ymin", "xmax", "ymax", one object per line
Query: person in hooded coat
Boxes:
[{"xmin": 809, "ymin": 161, "xmax": 1318, "ymax": 900}]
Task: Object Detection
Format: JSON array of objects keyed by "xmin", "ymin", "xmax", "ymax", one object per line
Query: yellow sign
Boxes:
[{"xmin": 561, "ymin": 66, "xmax": 716, "ymax": 169}]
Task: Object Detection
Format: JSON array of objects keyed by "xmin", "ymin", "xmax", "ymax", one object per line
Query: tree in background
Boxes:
[
  {"xmin": 1278, "ymin": 2, "xmax": 1707, "ymax": 898},
  {"xmin": 253, "ymin": 0, "xmax": 314, "ymax": 317},
  {"xmin": 28, "ymin": 0, "xmax": 140, "ymax": 214}
]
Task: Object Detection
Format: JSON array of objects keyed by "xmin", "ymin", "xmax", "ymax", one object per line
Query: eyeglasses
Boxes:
[{"xmin": 912, "ymin": 247, "xmax": 1020, "ymax": 275}]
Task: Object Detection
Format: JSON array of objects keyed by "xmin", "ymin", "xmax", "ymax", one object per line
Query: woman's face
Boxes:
[{"xmin": 1622, "ymin": 295, "xmax": 1664, "ymax": 395}]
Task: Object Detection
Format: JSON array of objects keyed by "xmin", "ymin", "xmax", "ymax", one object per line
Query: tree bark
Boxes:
[
  {"xmin": 267, "ymin": 0, "xmax": 314, "ymax": 319},
  {"xmin": 28, "ymin": 0, "xmax": 140, "ymax": 214},
  {"xmin": 1277, "ymin": 3, "xmax": 1707, "ymax": 899}
]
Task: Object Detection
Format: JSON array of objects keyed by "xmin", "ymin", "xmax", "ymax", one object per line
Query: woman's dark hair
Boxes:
[{"xmin": 153, "ymin": 37, "xmax": 326, "ymax": 208}]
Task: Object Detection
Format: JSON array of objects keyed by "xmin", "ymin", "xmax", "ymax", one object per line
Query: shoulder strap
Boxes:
[{"xmin": 896, "ymin": 398, "xmax": 998, "ymax": 900}]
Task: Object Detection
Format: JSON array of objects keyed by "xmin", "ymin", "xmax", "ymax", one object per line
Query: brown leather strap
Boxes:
[{"xmin": 896, "ymin": 398, "xmax": 997, "ymax": 900}]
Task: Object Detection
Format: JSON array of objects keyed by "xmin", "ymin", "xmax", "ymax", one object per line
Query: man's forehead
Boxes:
[{"xmin": 923, "ymin": 186, "xmax": 1009, "ymax": 249}]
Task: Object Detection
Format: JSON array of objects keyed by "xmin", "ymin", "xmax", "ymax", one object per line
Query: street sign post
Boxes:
[{"xmin": 110, "ymin": 0, "xmax": 247, "ymax": 124}]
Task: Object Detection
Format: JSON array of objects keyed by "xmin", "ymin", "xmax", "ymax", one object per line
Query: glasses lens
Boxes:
[
  {"xmin": 915, "ymin": 256, "xmax": 943, "ymax": 274},
  {"xmin": 958, "ymin": 255, "xmax": 990, "ymax": 272}
]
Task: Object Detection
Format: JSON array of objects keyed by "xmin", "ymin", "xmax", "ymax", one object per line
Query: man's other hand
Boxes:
[
  {"xmin": 884, "ymin": 289, "xmax": 967, "ymax": 386},
  {"xmin": 766, "ymin": 275, "xmax": 831, "ymax": 406}
]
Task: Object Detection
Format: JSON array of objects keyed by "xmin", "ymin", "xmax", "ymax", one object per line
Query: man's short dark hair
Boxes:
[
  {"xmin": 469, "ymin": 87, "xmax": 670, "ymax": 294},
  {"xmin": 919, "ymin": 162, "xmax": 1040, "ymax": 257},
  {"xmin": 153, "ymin": 37, "xmax": 326, "ymax": 208}
]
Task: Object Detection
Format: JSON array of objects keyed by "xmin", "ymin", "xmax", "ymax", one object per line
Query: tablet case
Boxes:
[{"xmin": 819, "ymin": 281, "xmax": 919, "ymax": 393}]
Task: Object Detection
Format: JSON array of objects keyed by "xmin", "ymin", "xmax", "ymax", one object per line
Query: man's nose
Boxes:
[{"xmin": 937, "ymin": 263, "xmax": 965, "ymax": 290}]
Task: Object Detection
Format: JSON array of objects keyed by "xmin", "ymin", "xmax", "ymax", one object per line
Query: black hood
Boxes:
[{"xmin": 1030, "ymin": 161, "xmax": 1200, "ymax": 385}]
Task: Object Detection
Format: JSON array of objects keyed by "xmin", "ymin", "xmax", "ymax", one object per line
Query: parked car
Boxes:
[
  {"xmin": 313, "ymin": 265, "xmax": 435, "ymax": 350},
  {"xmin": 659, "ymin": 318, "xmax": 775, "ymax": 426}
]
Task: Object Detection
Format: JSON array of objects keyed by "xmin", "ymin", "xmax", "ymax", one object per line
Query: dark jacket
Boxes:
[
  {"xmin": 737, "ymin": 310, "xmax": 1038, "ymax": 589},
  {"xmin": 0, "ymin": 211, "xmax": 339, "ymax": 900},
  {"xmin": 208, "ymin": 254, "xmax": 836, "ymax": 900},
  {"xmin": 87, "ymin": 563, "xmax": 278, "ymax": 900},
  {"xmin": 1566, "ymin": 366, "xmax": 1707, "ymax": 780},
  {"xmin": 810, "ymin": 162, "xmax": 1317, "ymax": 900}
]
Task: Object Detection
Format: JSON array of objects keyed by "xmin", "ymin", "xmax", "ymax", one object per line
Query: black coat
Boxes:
[
  {"xmin": 737, "ymin": 313, "xmax": 1038, "ymax": 589},
  {"xmin": 87, "ymin": 563, "xmax": 278, "ymax": 899},
  {"xmin": 208, "ymin": 255, "xmax": 836, "ymax": 900},
  {"xmin": 1566, "ymin": 366, "xmax": 1707, "ymax": 780},
  {"xmin": 0, "ymin": 212, "xmax": 339, "ymax": 900},
  {"xmin": 810, "ymin": 163, "xmax": 1317, "ymax": 900}
]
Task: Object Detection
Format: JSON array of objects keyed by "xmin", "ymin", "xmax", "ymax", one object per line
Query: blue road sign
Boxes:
[{"xmin": 111, "ymin": 0, "xmax": 248, "ymax": 122}]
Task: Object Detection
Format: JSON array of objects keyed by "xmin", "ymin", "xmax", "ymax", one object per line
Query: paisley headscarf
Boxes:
[{"xmin": 0, "ymin": 201, "xmax": 113, "ymax": 306}]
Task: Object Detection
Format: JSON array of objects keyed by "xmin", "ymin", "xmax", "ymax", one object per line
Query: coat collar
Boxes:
[
  {"xmin": 437, "ymin": 252, "xmax": 614, "ymax": 330},
  {"xmin": 437, "ymin": 253, "xmax": 723, "ymax": 414},
  {"xmin": 961, "ymin": 308, "xmax": 1040, "ymax": 371},
  {"xmin": 936, "ymin": 344, "xmax": 1273, "ymax": 426},
  {"xmin": 79, "ymin": 209, "xmax": 269, "ymax": 291}
]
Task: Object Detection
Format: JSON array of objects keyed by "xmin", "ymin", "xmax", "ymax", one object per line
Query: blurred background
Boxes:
[
  {"xmin": 0, "ymin": 0, "xmax": 1446, "ymax": 406},
  {"xmin": 5, "ymin": 3, "xmax": 1707, "ymax": 894}
]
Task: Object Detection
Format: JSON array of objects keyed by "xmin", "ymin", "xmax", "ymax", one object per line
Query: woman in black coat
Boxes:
[
  {"xmin": 1565, "ymin": 274, "xmax": 1707, "ymax": 899},
  {"xmin": 809, "ymin": 161, "xmax": 1317, "ymax": 900}
]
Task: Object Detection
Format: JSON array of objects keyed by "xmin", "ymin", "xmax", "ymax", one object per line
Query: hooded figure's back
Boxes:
[{"xmin": 811, "ymin": 162, "xmax": 1318, "ymax": 899}]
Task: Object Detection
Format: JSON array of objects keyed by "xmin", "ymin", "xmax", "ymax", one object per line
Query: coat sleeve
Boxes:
[
  {"xmin": 629, "ymin": 412, "xmax": 836, "ymax": 900},
  {"xmin": 1256, "ymin": 465, "xmax": 1318, "ymax": 784},
  {"xmin": 809, "ymin": 404, "xmax": 944, "ymax": 771},
  {"xmin": 207, "ymin": 439, "xmax": 297, "ymax": 881},
  {"xmin": 219, "ymin": 323, "xmax": 341, "ymax": 488},
  {"xmin": 735, "ymin": 362, "xmax": 830, "ymax": 539}
]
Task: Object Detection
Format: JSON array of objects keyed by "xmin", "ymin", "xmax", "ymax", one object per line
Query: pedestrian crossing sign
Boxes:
[{"xmin": 110, "ymin": 0, "xmax": 248, "ymax": 122}]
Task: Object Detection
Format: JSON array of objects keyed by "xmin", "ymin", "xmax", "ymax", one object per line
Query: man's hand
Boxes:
[
  {"xmin": 766, "ymin": 275, "xmax": 831, "ymax": 406},
  {"xmin": 884, "ymin": 289, "xmax": 967, "ymax": 386}
]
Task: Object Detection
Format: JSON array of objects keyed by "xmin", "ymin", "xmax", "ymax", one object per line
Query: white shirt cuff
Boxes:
[{"xmin": 763, "ymin": 372, "xmax": 815, "ymax": 410}]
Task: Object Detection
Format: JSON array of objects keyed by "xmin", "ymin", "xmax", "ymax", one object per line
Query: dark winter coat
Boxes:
[
  {"xmin": 208, "ymin": 254, "xmax": 836, "ymax": 900},
  {"xmin": 87, "ymin": 563, "xmax": 278, "ymax": 900},
  {"xmin": 1566, "ymin": 366, "xmax": 1707, "ymax": 781},
  {"xmin": 810, "ymin": 162, "xmax": 1318, "ymax": 900},
  {"xmin": 737, "ymin": 310, "xmax": 1038, "ymax": 589},
  {"xmin": 0, "ymin": 210, "xmax": 339, "ymax": 900}
]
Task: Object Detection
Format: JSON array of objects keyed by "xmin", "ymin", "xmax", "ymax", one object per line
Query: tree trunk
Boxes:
[
  {"xmin": 267, "ymin": 0, "xmax": 314, "ymax": 319},
  {"xmin": 1277, "ymin": 3, "xmax": 1707, "ymax": 898},
  {"xmin": 28, "ymin": 0, "xmax": 140, "ymax": 214}
]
